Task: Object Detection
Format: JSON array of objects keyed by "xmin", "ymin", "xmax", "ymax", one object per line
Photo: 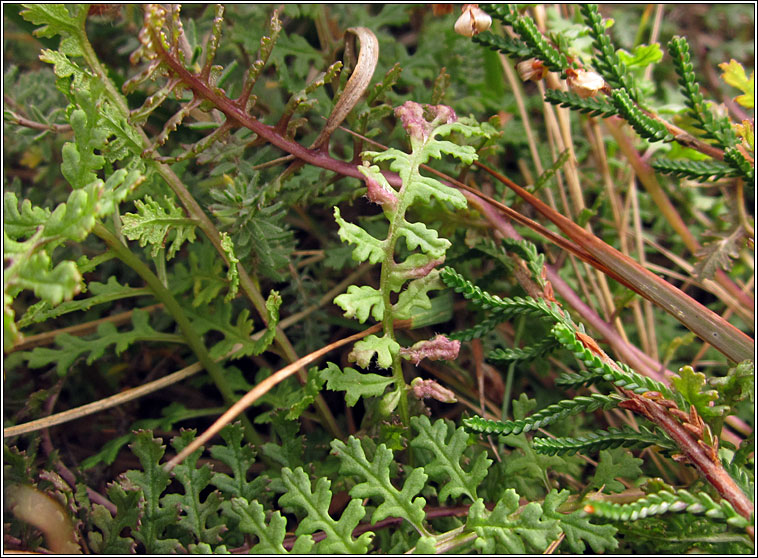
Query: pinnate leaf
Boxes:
[
  {"xmin": 20, "ymin": 4, "xmax": 82, "ymax": 39},
  {"xmin": 348, "ymin": 333, "xmax": 400, "ymax": 369},
  {"xmin": 589, "ymin": 448, "xmax": 643, "ymax": 493},
  {"xmin": 410, "ymin": 416, "xmax": 491, "ymax": 503},
  {"xmin": 163, "ymin": 431, "xmax": 226, "ymax": 545},
  {"xmin": 279, "ymin": 467, "xmax": 373, "ymax": 554},
  {"xmin": 466, "ymin": 490, "xmax": 560, "ymax": 553},
  {"xmin": 123, "ymin": 431, "xmax": 181, "ymax": 554},
  {"xmin": 321, "ymin": 362, "xmax": 393, "ymax": 406},
  {"xmin": 671, "ymin": 365, "xmax": 725, "ymax": 419},
  {"xmin": 396, "ymin": 219, "xmax": 451, "ymax": 258},
  {"xmin": 333, "ymin": 285, "xmax": 384, "ymax": 324},
  {"xmin": 542, "ymin": 489, "xmax": 618, "ymax": 554},
  {"xmin": 333, "ymin": 206, "xmax": 385, "ymax": 264},
  {"xmin": 226, "ymin": 498, "xmax": 314, "ymax": 554},
  {"xmin": 87, "ymin": 483, "xmax": 141, "ymax": 554},
  {"xmin": 331, "ymin": 436, "xmax": 428, "ymax": 530},
  {"xmin": 121, "ymin": 195, "xmax": 197, "ymax": 260},
  {"xmin": 719, "ymin": 59, "xmax": 754, "ymax": 108}
]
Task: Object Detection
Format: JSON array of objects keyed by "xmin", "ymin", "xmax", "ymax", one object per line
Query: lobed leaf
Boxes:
[
  {"xmin": 321, "ymin": 362, "xmax": 393, "ymax": 406},
  {"xmin": 279, "ymin": 467, "xmax": 373, "ymax": 553},
  {"xmin": 331, "ymin": 437, "xmax": 428, "ymax": 532},
  {"xmin": 466, "ymin": 490, "xmax": 561, "ymax": 553},
  {"xmin": 410, "ymin": 416, "xmax": 492, "ymax": 503}
]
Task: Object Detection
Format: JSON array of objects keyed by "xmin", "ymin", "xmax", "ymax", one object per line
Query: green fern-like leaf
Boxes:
[
  {"xmin": 580, "ymin": 4, "xmax": 637, "ymax": 99},
  {"xmin": 410, "ymin": 416, "xmax": 492, "ymax": 504},
  {"xmin": 464, "ymin": 393, "xmax": 623, "ymax": 436},
  {"xmin": 163, "ymin": 430, "xmax": 226, "ymax": 546},
  {"xmin": 226, "ymin": 498, "xmax": 314, "ymax": 554},
  {"xmin": 123, "ymin": 431, "xmax": 181, "ymax": 554},
  {"xmin": 87, "ymin": 483, "xmax": 141, "ymax": 554},
  {"xmin": 278, "ymin": 467, "xmax": 373, "ymax": 553},
  {"xmin": 610, "ymin": 89, "xmax": 673, "ymax": 143},
  {"xmin": 330, "ymin": 437, "xmax": 429, "ymax": 534},
  {"xmin": 209, "ymin": 423, "xmax": 262, "ymax": 503},
  {"xmin": 585, "ymin": 488, "xmax": 751, "ymax": 529},
  {"xmin": 543, "ymin": 88, "xmax": 618, "ymax": 118},
  {"xmin": 651, "ymin": 158, "xmax": 741, "ymax": 181},
  {"xmin": 532, "ymin": 425, "xmax": 677, "ymax": 456},
  {"xmin": 543, "ymin": 490, "xmax": 619, "ymax": 553},
  {"xmin": 121, "ymin": 195, "xmax": 198, "ymax": 260},
  {"xmin": 24, "ymin": 308, "xmax": 178, "ymax": 376},
  {"xmin": 466, "ymin": 490, "xmax": 561, "ymax": 553}
]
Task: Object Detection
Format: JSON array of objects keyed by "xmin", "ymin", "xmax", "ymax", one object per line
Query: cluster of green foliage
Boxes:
[{"xmin": 3, "ymin": 4, "xmax": 754, "ymax": 554}]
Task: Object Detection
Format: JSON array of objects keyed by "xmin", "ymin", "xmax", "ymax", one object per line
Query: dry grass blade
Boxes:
[
  {"xmin": 163, "ymin": 322, "xmax": 387, "ymax": 470},
  {"xmin": 473, "ymin": 161, "xmax": 754, "ymax": 364}
]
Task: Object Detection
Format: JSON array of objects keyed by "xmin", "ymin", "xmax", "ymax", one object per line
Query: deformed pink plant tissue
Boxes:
[
  {"xmin": 411, "ymin": 378, "xmax": 457, "ymax": 403},
  {"xmin": 395, "ymin": 101, "xmax": 457, "ymax": 144},
  {"xmin": 400, "ymin": 334, "xmax": 461, "ymax": 365},
  {"xmin": 364, "ymin": 169, "xmax": 398, "ymax": 209}
]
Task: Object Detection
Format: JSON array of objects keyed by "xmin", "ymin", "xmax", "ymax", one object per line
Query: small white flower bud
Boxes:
[
  {"xmin": 454, "ymin": 4, "xmax": 492, "ymax": 37},
  {"xmin": 517, "ymin": 58, "xmax": 548, "ymax": 82},
  {"xmin": 566, "ymin": 68, "xmax": 607, "ymax": 99}
]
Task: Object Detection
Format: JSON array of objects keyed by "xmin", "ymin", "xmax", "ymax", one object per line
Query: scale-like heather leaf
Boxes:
[
  {"xmin": 226, "ymin": 498, "xmax": 314, "ymax": 554},
  {"xmin": 121, "ymin": 195, "xmax": 197, "ymax": 260},
  {"xmin": 532, "ymin": 425, "xmax": 677, "ymax": 456},
  {"xmin": 396, "ymin": 219, "xmax": 451, "ymax": 259},
  {"xmin": 463, "ymin": 393, "xmax": 622, "ymax": 435},
  {"xmin": 334, "ymin": 285, "xmax": 384, "ymax": 324},
  {"xmin": 333, "ymin": 206, "xmax": 385, "ymax": 264},
  {"xmin": 164, "ymin": 430, "xmax": 226, "ymax": 545},
  {"xmin": 348, "ymin": 334, "xmax": 400, "ymax": 369},
  {"xmin": 589, "ymin": 448, "xmax": 643, "ymax": 493},
  {"xmin": 123, "ymin": 431, "xmax": 180, "ymax": 554},
  {"xmin": 88, "ymin": 483, "xmax": 141, "ymax": 554},
  {"xmin": 542, "ymin": 489, "xmax": 618, "ymax": 554},
  {"xmin": 25, "ymin": 308, "xmax": 174, "ymax": 375},
  {"xmin": 331, "ymin": 437, "xmax": 428, "ymax": 531},
  {"xmin": 466, "ymin": 490, "xmax": 560, "ymax": 553},
  {"xmin": 279, "ymin": 467, "xmax": 373, "ymax": 554},
  {"xmin": 544, "ymin": 87, "xmax": 618, "ymax": 118},
  {"xmin": 321, "ymin": 362, "xmax": 393, "ymax": 406},
  {"xmin": 584, "ymin": 488, "xmax": 751, "ymax": 529},
  {"xmin": 410, "ymin": 416, "xmax": 491, "ymax": 503}
]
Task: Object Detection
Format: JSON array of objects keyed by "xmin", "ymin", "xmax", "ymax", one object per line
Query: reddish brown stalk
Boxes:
[{"xmin": 620, "ymin": 393, "xmax": 753, "ymax": 525}]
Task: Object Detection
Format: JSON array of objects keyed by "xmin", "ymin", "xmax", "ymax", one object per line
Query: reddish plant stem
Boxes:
[{"xmin": 621, "ymin": 393, "xmax": 753, "ymax": 524}]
